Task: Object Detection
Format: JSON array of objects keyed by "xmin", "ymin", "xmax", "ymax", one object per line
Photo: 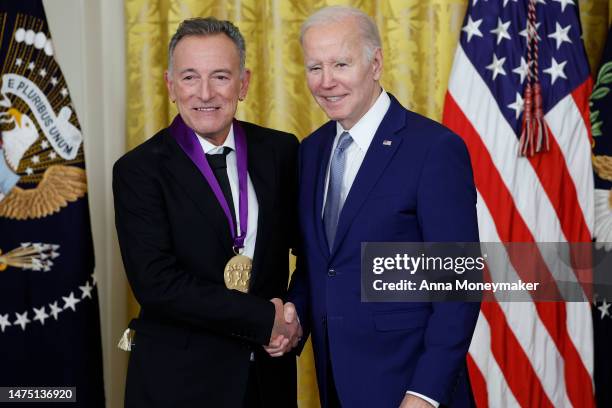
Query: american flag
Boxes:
[{"xmin": 442, "ymin": 0, "xmax": 595, "ymax": 407}]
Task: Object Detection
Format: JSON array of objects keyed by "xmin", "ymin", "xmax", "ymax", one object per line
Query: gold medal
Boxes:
[{"xmin": 224, "ymin": 254, "xmax": 252, "ymax": 293}]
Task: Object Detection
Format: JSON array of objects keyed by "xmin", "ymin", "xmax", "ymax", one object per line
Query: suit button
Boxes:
[{"xmin": 328, "ymin": 268, "xmax": 336, "ymax": 277}]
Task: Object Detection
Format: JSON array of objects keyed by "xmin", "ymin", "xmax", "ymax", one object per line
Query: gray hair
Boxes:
[
  {"xmin": 300, "ymin": 6, "xmax": 381, "ymax": 62},
  {"xmin": 168, "ymin": 17, "xmax": 246, "ymax": 73}
]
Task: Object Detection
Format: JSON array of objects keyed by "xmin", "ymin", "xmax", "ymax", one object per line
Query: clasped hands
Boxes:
[{"xmin": 264, "ymin": 298, "xmax": 302, "ymax": 357}]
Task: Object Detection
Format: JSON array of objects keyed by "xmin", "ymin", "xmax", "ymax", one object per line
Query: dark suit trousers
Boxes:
[
  {"xmin": 243, "ymin": 360, "xmax": 262, "ymax": 408},
  {"xmin": 325, "ymin": 326, "xmax": 342, "ymax": 408}
]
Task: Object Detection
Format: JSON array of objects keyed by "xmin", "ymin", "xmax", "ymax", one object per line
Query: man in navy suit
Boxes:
[{"xmin": 269, "ymin": 6, "xmax": 481, "ymax": 408}]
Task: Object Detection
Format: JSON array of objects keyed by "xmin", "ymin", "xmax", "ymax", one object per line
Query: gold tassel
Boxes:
[{"xmin": 117, "ymin": 328, "xmax": 134, "ymax": 351}]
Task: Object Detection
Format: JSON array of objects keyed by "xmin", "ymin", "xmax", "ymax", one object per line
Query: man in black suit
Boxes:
[{"xmin": 113, "ymin": 17, "xmax": 301, "ymax": 408}]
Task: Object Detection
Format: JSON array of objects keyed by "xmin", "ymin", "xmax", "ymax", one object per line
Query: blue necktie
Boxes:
[{"xmin": 323, "ymin": 131, "xmax": 353, "ymax": 250}]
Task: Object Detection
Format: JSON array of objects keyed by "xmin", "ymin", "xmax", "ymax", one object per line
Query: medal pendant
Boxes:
[{"xmin": 224, "ymin": 254, "xmax": 252, "ymax": 293}]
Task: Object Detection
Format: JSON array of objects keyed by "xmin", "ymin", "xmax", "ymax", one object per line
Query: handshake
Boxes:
[{"xmin": 264, "ymin": 298, "xmax": 303, "ymax": 357}]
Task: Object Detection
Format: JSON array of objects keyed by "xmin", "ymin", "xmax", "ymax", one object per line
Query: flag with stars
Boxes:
[
  {"xmin": 0, "ymin": 1, "xmax": 104, "ymax": 405},
  {"xmin": 591, "ymin": 25, "xmax": 612, "ymax": 408},
  {"xmin": 443, "ymin": 0, "xmax": 594, "ymax": 406}
]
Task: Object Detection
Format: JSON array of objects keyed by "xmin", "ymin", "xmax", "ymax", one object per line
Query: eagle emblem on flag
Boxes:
[
  {"xmin": 0, "ymin": 22, "xmax": 87, "ymax": 220},
  {"xmin": 591, "ymin": 39, "xmax": 612, "ymax": 252}
]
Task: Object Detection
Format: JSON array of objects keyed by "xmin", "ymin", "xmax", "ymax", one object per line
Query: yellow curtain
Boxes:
[{"xmin": 124, "ymin": 1, "xmax": 611, "ymax": 407}]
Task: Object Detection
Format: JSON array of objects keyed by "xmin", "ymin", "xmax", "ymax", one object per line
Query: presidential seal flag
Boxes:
[
  {"xmin": 443, "ymin": 0, "xmax": 595, "ymax": 406},
  {"xmin": 591, "ymin": 25, "xmax": 612, "ymax": 408},
  {"xmin": 0, "ymin": 1, "xmax": 104, "ymax": 406}
]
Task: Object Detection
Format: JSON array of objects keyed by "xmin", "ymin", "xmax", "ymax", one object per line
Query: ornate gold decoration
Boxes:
[
  {"xmin": 0, "ymin": 164, "xmax": 87, "ymax": 220},
  {"xmin": 0, "ymin": 11, "xmax": 87, "ymax": 221},
  {"xmin": 0, "ymin": 243, "xmax": 59, "ymax": 272},
  {"xmin": 593, "ymin": 155, "xmax": 612, "ymax": 182},
  {"xmin": 223, "ymin": 254, "xmax": 252, "ymax": 293}
]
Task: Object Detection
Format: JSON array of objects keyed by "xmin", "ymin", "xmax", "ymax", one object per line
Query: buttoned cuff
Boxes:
[{"xmin": 405, "ymin": 390, "xmax": 439, "ymax": 407}]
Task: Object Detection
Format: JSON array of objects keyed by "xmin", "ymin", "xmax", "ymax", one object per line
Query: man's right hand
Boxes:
[{"xmin": 264, "ymin": 298, "xmax": 302, "ymax": 357}]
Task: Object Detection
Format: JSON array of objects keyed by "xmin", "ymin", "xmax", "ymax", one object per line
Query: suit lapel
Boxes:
[
  {"xmin": 331, "ymin": 97, "xmax": 407, "ymax": 255},
  {"xmin": 313, "ymin": 122, "xmax": 336, "ymax": 258},
  {"xmin": 162, "ymin": 122, "xmax": 274, "ymax": 289},
  {"xmin": 161, "ymin": 134, "xmax": 234, "ymax": 257},
  {"xmin": 245, "ymin": 125, "xmax": 275, "ymax": 291}
]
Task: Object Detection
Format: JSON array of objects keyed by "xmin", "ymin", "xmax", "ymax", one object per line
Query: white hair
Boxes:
[{"xmin": 300, "ymin": 5, "xmax": 382, "ymax": 61}]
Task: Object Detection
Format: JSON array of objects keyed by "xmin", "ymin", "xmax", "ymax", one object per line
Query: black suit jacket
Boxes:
[{"xmin": 113, "ymin": 120, "xmax": 298, "ymax": 408}]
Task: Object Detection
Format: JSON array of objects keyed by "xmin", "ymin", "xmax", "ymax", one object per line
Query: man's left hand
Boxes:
[{"xmin": 399, "ymin": 394, "xmax": 435, "ymax": 408}]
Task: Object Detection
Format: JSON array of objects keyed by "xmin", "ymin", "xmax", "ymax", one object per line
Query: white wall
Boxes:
[{"xmin": 43, "ymin": 1, "xmax": 128, "ymax": 407}]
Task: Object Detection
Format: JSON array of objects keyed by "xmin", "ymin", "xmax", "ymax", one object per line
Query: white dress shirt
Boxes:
[
  {"xmin": 322, "ymin": 90, "xmax": 439, "ymax": 408},
  {"xmin": 197, "ymin": 124, "xmax": 258, "ymax": 259},
  {"xmin": 322, "ymin": 89, "xmax": 391, "ymax": 213}
]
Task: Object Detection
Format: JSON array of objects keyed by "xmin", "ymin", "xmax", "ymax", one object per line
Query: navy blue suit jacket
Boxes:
[{"xmin": 289, "ymin": 94, "xmax": 480, "ymax": 407}]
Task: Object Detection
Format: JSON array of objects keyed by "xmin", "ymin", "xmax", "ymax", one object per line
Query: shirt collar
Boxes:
[
  {"xmin": 197, "ymin": 123, "xmax": 236, "ymax": 154},
  {"xmin": 335, "ymin": 89, "xmax": 391, "ymax": 153}
]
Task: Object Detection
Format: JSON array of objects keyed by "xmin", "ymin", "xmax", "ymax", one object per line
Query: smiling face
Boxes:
[
  {"xmin": 165, "ymin": 34, "xmax": 250, "ymax": 145},
  {"xmin": 302, "ymin": 17, "xmax": 382, "ymax": 130}
]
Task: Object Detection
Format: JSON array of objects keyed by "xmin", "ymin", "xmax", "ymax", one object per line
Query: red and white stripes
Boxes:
[{"xmin": 443, "ymin": 45, "xmax": 595, "ymax": 408}]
